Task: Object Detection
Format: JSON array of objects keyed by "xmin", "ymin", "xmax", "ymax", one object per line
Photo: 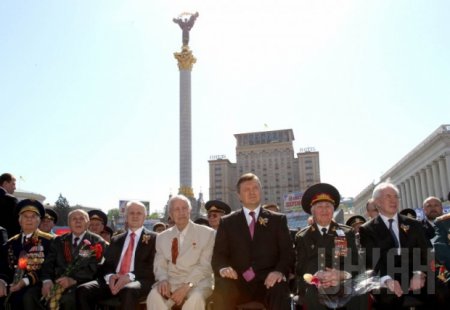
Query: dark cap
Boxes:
[
  {"xmin": 152, "ymin": 222, "xmax": 166, "ymax": 232},
  {"xmin": 346, "ymin": 215, "xmax": 366, "ymax": 227},
  {"xmin": 301, "ymin": 183, "xmax": 340, "ymax": 214},
  {"xmin": 194, "ymin": 217, "xmax": 210, "ymax": 226},
  {"xmin": 205, "ymin": 200, "xmax": 231, "ymax": 215},
  {"xmin": 102, "ymin": 226, "xmax": 113, "ymax": 236},
  {"xmin": 17, "ymin": 199, "xmax": 45, "ymax": 218},
  {"xmin": 399, "ymin": 208, "xmax": 417, "ymax": 219},
  {"xmin": 44, "ymin": 208, "xmax": 58, "ymax": 223},
  {"xmin": 88, "ymin": 210, "xmax": 108, "ymax": 225}
]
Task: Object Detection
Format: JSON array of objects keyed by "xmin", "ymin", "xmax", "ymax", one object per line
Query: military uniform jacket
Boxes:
[
  {"xmin": 41, "ymin": 231, "xmax": 106, "ymax": 285},
  {"xmin": 421, "ymin": 219, "xmax": 436, "ymax": 241},
  {"xmin": 433, "ymin": 213, "xmax": 450, "ymax": 271},
  {"xmin": 0, "ymin": 229, "xmax": 54, "ymax": 285},
  {"xmin": 295, "ymin": 221, "xmax": 359, "ymax": 294}
]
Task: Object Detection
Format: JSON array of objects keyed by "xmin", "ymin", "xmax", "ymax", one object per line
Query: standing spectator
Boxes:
[
  {"xmin": 152, "ymin": 222, "xmax": 167, "ymax": 234},
  {"xmin": 0, "ymin": 199, "xmax": 54, "ymax": 310},
  {"xmin": 296, "ymin": 183, "xmax": 362, "ymax": 310},
  {"xmin": 39, "ymin": 208, "xmax": 58, "ymax": 235},
  {"xmin": 421, "ymin": 196, "xmax": 443, "ymax": 240},
  {"xmin": 77, "ymin": 201, "xmax": 157, "ymax": 310},
  {"xmin": 205, "ymin": 200, "xmax": 231, "ymax": 230},
  {"xmin": 35, "ymin": 209, "xmax": 106, "ymax": 310},
  {"xmin": 212, "ymin": 173, "xmax": 294, "ymax": 310},
  {"xmin": 359, "ymin": 182, "xmax": 432, "ymax": 309},
  {"xmin": 366, "ymin": 198, "xmax": 379, "ymax": 220},
  {"xmin": 0, "ymin": 173, "xmax": 20, "ymax": 237},
  {"xmin": 88, "ymin": 210, "xmax": 107, "ymax": 236}
]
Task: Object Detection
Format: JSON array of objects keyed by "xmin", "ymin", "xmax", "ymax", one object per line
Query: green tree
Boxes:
[
  {"xmin": 54, "ymin": 193, "xmax": 71, "ymax": 226},
  {"xmin": 148, "ymin": 212, "xmax": 162, "ymax": 220}
]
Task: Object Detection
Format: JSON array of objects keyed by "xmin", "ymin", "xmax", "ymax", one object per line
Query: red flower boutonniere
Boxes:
[{"xmin": 258, "ymin": 217, "xmax": 268, "ymax": 227}]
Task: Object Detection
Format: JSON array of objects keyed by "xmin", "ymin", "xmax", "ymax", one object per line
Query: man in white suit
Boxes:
[{"xmin": 146, "ymin": 195, "xmax": 215, "ymax": 310}]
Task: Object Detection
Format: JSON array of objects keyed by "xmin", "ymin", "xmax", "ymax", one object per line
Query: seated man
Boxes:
[
  {"xmin": 39, "ymin": 208, "xmax": 58, "ymax": 235},
  {"xmin": 212, "ymin": 173, "xmax": 294, "ymax": 310},
  {"xmin": 77, "ymin": 201, "xmax": 157, "ymax": 310},
  {"xmin": 34, "ymin": 209, "xmax": 106, "ymax": 310},
  {"xmin": 296, "ymin": 183, "xmax": 362, "ymax": 310},
  {"xmin": 147, "ymin": 195, "xmax": 215, "ymax": 310},
  {"xmin": 0, "ymin": 199, "xmax": 54, "ymax": 310}
]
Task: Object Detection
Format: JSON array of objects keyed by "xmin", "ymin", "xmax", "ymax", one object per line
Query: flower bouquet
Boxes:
[
  {"xmin": 42, "ymin": 239, "xmax": 103, "ymax": 310},
  {"xmin": 4, "ymin": 255, "xmax": 28, "ymax": 310},
  {"xmin": 303, "ymin": 270, "xmax": 381, "ymax": 309}
]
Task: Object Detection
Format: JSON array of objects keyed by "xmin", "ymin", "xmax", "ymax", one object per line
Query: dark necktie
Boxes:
[
  {"xmin": 73, "ymin": 237, "xmax": 80, "ymax": 247},
  {"xmin": 171, "ymin": 237, "xmax": 179, "ymax": 264},
  {"xmin": 388, "ymin": 219, "xmax": 400, "ymax": 248},
  {"xmin": 249, "ymin": 211, "xmax": 256, "ymax": 239},
  {"xmin": 119, "ymin": 232, "xmax": 135, "ymax": 274},
  {"xmin": 321, "ymin": 228, "xmax": 327, "ymax": 236}
]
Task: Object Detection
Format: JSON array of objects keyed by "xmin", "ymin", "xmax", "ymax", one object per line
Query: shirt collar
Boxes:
[
  {"xmin": 72, "ymin": 231, "xmax": 87, "ymax": 242},
  {"xmin": 243, "ymin": 205, "xmax": 261, "ymax": 218},
  {"xmin": 379, "ymin": 213, "xmax": 398, "ymax": 226}
]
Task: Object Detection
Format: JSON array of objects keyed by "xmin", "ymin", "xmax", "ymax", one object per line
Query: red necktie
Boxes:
[
  {"xmin": 119, "ymin": 232, "xmax": 135, "ymax": 274},
  {"xmin": 171, "ymin": 237, "xmax": 179, "ymax": 264},
  {"xmin": 249, "ymin": 211, "xmax": 256, "ymax": 239}
]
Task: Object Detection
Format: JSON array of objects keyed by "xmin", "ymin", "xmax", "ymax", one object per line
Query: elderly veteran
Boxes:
[
  {"xmin": 0, "ymin": 199, "xmax": 54, "ymax": 310},
  {"xmin": 295, "ymin": 183, "xmax": 362, "ymax": 310},
  {"xmin": 88, "ymin": 210, "xmax": 108, "ymax": 236},
  {"xmin": 205, "ymin": 200, "xmax": 231, "ymax": 230},
  {"xmin": 39, "ymin": 208, "xmax": 58, "ymax": 235}
]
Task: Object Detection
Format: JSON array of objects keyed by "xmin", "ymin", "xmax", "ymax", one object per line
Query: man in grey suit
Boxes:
[{"xmin": 146, "ymin": 195, "xmax": 215, "ymax": 310}]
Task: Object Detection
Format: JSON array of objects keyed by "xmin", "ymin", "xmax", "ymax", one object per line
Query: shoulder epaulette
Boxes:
[
  {"xmin": 296, "ymin": 225, "xmax": 312, "ymax": 237},
  {"xmin": 435, "ymin": 213, "xmax": 450, "ymax": 223},
  {"xmin": 36, "ymin": 230, "xmax": 55, "ymax": 240},
  {"xmin": 7, "ymin": 234, "xmax": 21, "ymax": 242}
]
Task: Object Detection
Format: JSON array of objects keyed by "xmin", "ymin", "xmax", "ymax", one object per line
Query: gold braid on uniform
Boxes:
[{"xmin": 48, "ymin": 284, "xmax": 65, "ymax": 310}]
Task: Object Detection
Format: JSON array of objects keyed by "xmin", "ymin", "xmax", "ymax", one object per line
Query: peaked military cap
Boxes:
[
  {"xmin": 88, "ymin": 209, "xmax": 108, "ymax": 225},
  {"xmin": 205, "ymin": 200, "xmax": 231, "ymax": 215},
  {"xmin": 346, "ymin": 215, "xmax": 366, "ymax": 227},
  {"xmin": 44, "ymin": 208, "xmax": 58, "ymax": 223},
  {"xmin": 301, "ymin": 183, "xmax": 340, "ymax": 214},
  {"xmin": 399, "ymin": 208, "xmax": 417, "ymax": 219},
  {"xmin": 17, "ymin": 199, "xmax": 45, "ymax": 218}
]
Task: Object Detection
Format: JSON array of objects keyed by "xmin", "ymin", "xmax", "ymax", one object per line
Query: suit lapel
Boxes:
[{"xmin": 397, "ymin": 216, "xmax": 408, "ymax": 247}]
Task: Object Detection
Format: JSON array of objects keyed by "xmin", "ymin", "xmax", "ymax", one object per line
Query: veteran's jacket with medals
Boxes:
[
  {"xmin": 295, "ymin": 221, "xmax": 359, "ymax": 294},
  {"xmin": 432, "ymin": 213, "xmax": 450, "ymax": 271},
  {"xmin": 41, "ymin": 231, "xmax": 106, "ymax": 285},
  {"xmin": 0, "ymin": 229, "xmax": 54, "ymax": 286}
]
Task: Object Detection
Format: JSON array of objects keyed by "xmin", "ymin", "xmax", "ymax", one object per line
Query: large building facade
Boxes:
[
  {"xmin": 208, "ymin": 129, "xmax": 320, "ymax": 211},
  {"xmin": 353, "ymin": 124, "xmax": 450, "ymax": 216}
]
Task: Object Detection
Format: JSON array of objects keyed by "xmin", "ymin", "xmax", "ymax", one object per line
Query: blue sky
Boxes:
[{"xmin": 1, "ymin": 1, "xmax": 449, "ymax": 214}]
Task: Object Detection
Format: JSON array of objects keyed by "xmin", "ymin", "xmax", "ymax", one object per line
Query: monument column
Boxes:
[{"xmin": 173, "ymin": 12, "xmax": 199, "ymax": 200}]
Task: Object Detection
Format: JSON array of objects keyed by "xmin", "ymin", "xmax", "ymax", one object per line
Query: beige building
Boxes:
[
  {"xmin": 353, "ymin": 124, "xmax": 450, "ymax": 216},
  {"xmin": 208, "ymin": 129, "xmax": 321, "ymax": 211}
]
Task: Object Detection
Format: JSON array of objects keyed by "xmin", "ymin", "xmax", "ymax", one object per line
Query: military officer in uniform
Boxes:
[
  {"xmin": 88, "ymin": 210, "xmax": 107, "ymax": 236},
  {"xmin": 432, "ymin": 212, "xmax": 450, "ymax": 306},
  {"xmin": 0, "ymin": 199, "xmax": 54, "ymax": 310},
  {"xmin": 205, "ymin": 200, "xmax": 231, "ymax": 230},
  {"xmin": 39, "ymin": 208, "xmax": 58, "ymax": 235},
  {"xmin": 295, "ymin": 183, "xmax": 362, "ymax": 310}
]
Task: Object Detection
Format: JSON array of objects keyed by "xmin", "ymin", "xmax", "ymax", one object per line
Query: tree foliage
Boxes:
[{"xmin": 54, "ymin": 193, "xmax": 71, "ymax": 225}]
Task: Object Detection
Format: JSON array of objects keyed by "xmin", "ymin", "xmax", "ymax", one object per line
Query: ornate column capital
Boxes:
[{"xmin": 174, "ymin": 46, "xmax": 196, "ymax": 71}]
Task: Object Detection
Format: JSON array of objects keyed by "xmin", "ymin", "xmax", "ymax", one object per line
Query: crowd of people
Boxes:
[{"xmin": 0, "ymin": 171, "xmax": 450, "ymax": 310}]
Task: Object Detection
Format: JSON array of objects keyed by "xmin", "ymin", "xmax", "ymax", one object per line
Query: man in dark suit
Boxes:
[
  {"xmin": 421, "ymin": 196, "xmax": 443, "ymax": 241},
  {"xmin": 77, "ymin": 201, "xmax": 157, "ymax": 310},
  {"xmin": 212, "ymin": 173, "xmax": 294, "ymax": 310},
  {"xmin": 0, "ymin": 199, "xmax": 54, "ymax": 310},
  {"xmin": 295, "ymin": 183, "xmax": 363, "ymax": 310},
  {"xmin": 0, "ymin": 173, "xmax": 20, "ymax": 237},
  {"xmin": 359, "ymin": 182, "xmax": 432, "ymax": 309},
  {"xmin": 31, "ymin": 209, "xmax": 106, "ymax": 310}
]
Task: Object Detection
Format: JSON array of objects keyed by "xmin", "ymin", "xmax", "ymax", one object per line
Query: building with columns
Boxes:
[
  {"xmin": 353, "ymin": 124, "xmax": 450, "ymax": 216},
  {"xmin": 208, "ymin": 129, "xmax": 321, "ymax": 211}
]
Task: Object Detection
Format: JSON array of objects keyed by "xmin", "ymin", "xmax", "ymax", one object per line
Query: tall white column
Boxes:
[
  {"xmin": 414, "ymin": 174, "xmax": 422, "ymax": 207},
  {"xmin": 431, "ymin": 161, "xmax": 441, "ymax": 199},
  {"xmin": 420, "ymin": 169, "xmax": 428, "ymax": 198},
  {"xmin": 438, "ymin": 157, "xmax": 449, "ymax": 199},
  {"xmin": 405, "ymin": 179, "xmax": 412, "ymax": 208},
  {"xmin": 400, "ymin": 183, "xmax": 406, "ymax": 210},
  {"xmin": 409, "ymin": 177, "xmax": 417, "ymax": 208},
  {"xmin": 425, "ymin": 166, "xmax": 434, "ymax": 197}
]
